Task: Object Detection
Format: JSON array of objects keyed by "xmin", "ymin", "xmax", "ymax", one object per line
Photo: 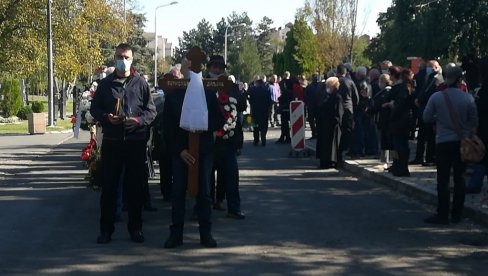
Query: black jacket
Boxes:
[
  {"xmin": 163, "ymin": 89, "xmax": 225, "ymax": 156},
  {"xmin": 90, "ymin": 72, "xmax": 156, "ymax": 141}
]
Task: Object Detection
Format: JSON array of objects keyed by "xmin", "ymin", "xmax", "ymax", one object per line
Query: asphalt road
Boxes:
[{"xmin": 1, "ymin": 129, "xmax": 487, "ymax": 275}]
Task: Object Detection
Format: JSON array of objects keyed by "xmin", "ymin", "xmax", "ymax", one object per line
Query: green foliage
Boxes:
[
  {"xmin": 367, "ymin": 0, "xmax": 488, "ymax": 65},
  {"xmin": 275, "ymin": 16, "xmax": 319, "ymax": 77},
  {"xmin": 17, "ymin": 105, "xmax": 33, "ymax": 120},
  {"xmin": 256, "ymin": 16, "xmax": 275, "ymax": 76},
  {"xmin": 232, "ymin": 37, "xmax": 262, "ymax": 83},
  {"xmin": 31, "ymin": 100, "xmax": 45, "ymax": 113},
  {"xmin": 1, "ymin": 79, "xmax": 23, "ymax": 117},
  {"xmin": 352, "ymin": 36, "xmax": 372, "ymax": 68}
]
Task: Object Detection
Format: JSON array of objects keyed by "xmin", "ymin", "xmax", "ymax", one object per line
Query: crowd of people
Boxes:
[{"xmin": 87, "ymin": 42, "xmax": 487, "ymax": 249}]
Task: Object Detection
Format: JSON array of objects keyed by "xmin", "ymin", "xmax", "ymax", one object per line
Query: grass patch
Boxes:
[
  {"xmin": 29, "ymin": 96, "xmax": 74, "ymax": 116},
  {"xmin": 0, "ymin": 117, "xmax": 73, "ymax": 134}
]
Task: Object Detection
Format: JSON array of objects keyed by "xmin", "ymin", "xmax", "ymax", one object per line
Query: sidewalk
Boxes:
[
  {"xmin": 305, "ymin": 137, "xmax": 488, "ymax": 225},
  {"xmin": 0, "ymin": 132, "xmax": 74, "ymax": 177}
]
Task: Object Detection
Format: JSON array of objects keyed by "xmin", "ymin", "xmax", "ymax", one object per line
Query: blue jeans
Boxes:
[
  {"xmin": 467, "ymin": 164, "xmax": 487, "ymax": 193},
  {"xmin": 170, "ymin": 153, "xmax": 214, "ymax": 235}
]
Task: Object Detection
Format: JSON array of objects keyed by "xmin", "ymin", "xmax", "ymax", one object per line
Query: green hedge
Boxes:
[
  {"xmin": 1, "ymin": 79, "xmax": 22, "ymax": 117},
  {"xmin": 31, "ymin": 100, "xmax": 45, "ymax": 113},
  {"xmin": 17, "ymin": 105, "xmax": 33, "ymax": 120}
]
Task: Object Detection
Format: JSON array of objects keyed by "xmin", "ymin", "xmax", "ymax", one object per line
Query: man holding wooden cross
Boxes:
[{"xmin": 162, "ymin": 47, "xmax": 225, "ymax": 248}]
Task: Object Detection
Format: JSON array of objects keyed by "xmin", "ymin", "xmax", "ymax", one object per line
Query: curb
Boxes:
[{"xmin": 306, "ymin": 142, "xmax": 488, "ymax": 226}]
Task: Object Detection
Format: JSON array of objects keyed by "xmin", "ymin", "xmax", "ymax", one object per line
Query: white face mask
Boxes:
[
  {"xmin": 115, "ymin": 59, "xmax": 132, "ymax": 73},
  {"xmin": 326, "ymin": 88, "xmax": 332, "ymax": 94},
  {"xmin": 209, "ymin": 72, "xmax": 224, "ymax": 79}
]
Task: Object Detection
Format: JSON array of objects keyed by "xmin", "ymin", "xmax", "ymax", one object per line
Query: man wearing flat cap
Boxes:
[{"xmin": 206, "ymin": 55, "xmax": 247, "ymax": 220}]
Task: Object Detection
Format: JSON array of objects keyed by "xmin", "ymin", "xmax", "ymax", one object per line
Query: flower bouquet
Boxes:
[
  {"xmin": 81, "ymin": 138, "xmax": 101, "ymax": 191},
  {"xmin": 215, "ymin": 93, "xmax": 238, "ymax": 140}
]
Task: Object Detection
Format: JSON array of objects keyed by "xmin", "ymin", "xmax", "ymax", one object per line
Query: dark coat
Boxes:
[
  {"xmin": 248, "ymin": 83, "xmax": 272, "ymax": 124},
  {"xmin": 90, "ymin": 72, "xmax": 156, "ymax": 141},
  {"xmin": 389, "ymin": 83, "xmax": 415, "ymax": 138},
  {"xmin": 338, "ymin": 76, "xmax": 359, "ymax": 131},
  {"xmin": 476, "ymin": 84, "xmax": 488, "ymax": 167},
  {"xmin": 316, "ymin": 90, "xmax": 344, "ymax": 168},
  {"xmin": 163, "ymin": 88, "xmax": 225, "ymax": 156}
]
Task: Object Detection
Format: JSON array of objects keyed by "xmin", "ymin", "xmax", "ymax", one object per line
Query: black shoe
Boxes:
[
  {"xmin": 261, "ymin": 142, "xmax": 266, "ymax": 147},
  {"xmin": 253, "ymin": 141, "xmax": 259, "ymax": 146},
  {"xmin": 200, "ymin": 234, "xmax": 217, "ymax": 248},
  {"xmin": 144, "ymin": 205, "xmax": 158, "ymax": 212},
  {"xmin": 227, "ymin": 211, "xmax": 246, "ymax": 219},
  {"xmin": 409, "ymin": 159, "xmax": 423, "ymax": 165},
  {"xmin": 284, "ymin": 138, "xmax": 291, "ymax": 143},
  {"xmin": 392, "ymin": 170, "xmax": 410, "ymax": 177},
  {"xmin": 424, "ymin": 215, "xmax": 449, "ymax": 225},
  {"xmin": 422, "ymin": 161, "xmax": 435, "ymax": 167},
  {"xmin": 164, "ymin": 234, "xmax": 183, "ymax": 248},
  {"xmin": 130, "ymin": 231, "xmax": 145, "ymax": 243},
  {"xmin": 275, "ymin": 139, "xmax": 285, "ymax": 144},
  {"xmin": 97, "ymin": 232, "xmax": 112, "ymax": 244}
]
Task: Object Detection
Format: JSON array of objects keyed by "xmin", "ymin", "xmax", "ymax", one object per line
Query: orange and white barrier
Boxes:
[{"xmin": 290, "ymin": 100, "xmax": 305, "ymax": 151}]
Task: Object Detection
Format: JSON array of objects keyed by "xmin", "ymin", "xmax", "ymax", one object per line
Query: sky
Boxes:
[{"xmin": 135, "ymin": 0, "xmax": 393, "ymax": 46}]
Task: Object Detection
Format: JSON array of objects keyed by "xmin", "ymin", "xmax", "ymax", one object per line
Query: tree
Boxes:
[
  {"xmin": 274, "ymin": 17, "xmax": 319, "ymax": 77},
  {"xmin": 255, "ymin": 16, "xmax": 275, "ymax": 76},
  {"xmin": 174, "ymin": 19, "xmax": 215, "ymax": 63},
  {"xmin": 232, "ymin": 36, "xmax": 262, "ymax": 83},
  {"xmin": 303, "ymin": 0, "xmax": 358, "ymax": 71},
  {"xmin": 352, "ymin": 35, "xmax": 372, "ymax": 68},
  {"xmin": 366, "ymin": 0, "xmax": 488, "ymax": 66}
]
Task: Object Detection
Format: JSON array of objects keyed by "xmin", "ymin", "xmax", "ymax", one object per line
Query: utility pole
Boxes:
[{"xmin": 47, "ymin": 0, "xmax": 54, "ymax": 126}]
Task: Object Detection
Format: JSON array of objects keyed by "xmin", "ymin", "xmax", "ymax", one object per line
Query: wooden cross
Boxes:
[{"xmin": 158, "ymin": 46, "xmax": 233, "ymax": 198}]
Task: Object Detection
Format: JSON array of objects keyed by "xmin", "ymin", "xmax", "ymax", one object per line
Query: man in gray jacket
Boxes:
[{"xmin": 423, "ymin": 65, "xmax": 478, "ymax": 224}]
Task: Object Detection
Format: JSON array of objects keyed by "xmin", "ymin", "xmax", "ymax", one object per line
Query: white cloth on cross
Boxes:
[{"xmin": 179, "ymin": 71, "xmax": 208, "ymax": 132}]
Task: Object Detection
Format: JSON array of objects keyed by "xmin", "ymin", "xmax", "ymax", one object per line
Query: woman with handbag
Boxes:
[{"xmin": 422, "ymin": 65, "xmax": 479, "ymax": 224}]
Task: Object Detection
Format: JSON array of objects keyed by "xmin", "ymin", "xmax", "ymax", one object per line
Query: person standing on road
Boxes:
[
  {"xmin": 249, "ymin": 77, "xmax": 273, "ymax": 146},
  {"xmin": 90, "ymin": 43, "xmax": 157, "ymax": 244},
  {"xmin": 316, "ymin": 77, "xmax": 343, "ymax": 169},
  {"xmin": 422, "ymin": 65, "xmax": 478, "ymax": 224},
  {"xmin": 163, "ymin": 55, "xmax": 225, "ymax": 248},
  {"xmin": 206, "ymin": 55, "xmax": 246, "ymax": 219}
]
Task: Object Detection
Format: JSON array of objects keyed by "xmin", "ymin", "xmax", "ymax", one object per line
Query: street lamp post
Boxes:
[
  {"xmin": 154, "ymin": 1, "xmax": 178, "ymax": 86},
  {"xmin": 224, "ymin": 23, "xmax": 247, "ymax": 64},
  {"xmin": 47, "ymin": 0, "xmax": 54, "ymax": 126}
]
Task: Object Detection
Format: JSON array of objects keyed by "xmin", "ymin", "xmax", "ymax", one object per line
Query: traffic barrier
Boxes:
[{"xmin": 290, "ymin": 100, "xmax": 305, "ymax": 152}]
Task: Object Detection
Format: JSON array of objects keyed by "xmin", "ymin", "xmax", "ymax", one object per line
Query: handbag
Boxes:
[{"xmin": 442, "ymin": 90, "xmax": 485, "ymax": 163}]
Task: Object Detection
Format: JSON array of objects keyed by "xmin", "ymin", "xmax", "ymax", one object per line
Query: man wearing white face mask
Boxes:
[{"xmin": 90, "ymin": 43, "xmax": 156, "ymax": 244}]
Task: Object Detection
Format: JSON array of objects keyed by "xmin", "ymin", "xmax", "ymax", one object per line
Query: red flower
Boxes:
[
  {"xmin": 224, "ymin": 113, "xmax": 231, "ymax": 120},
  {"xmin": 215, "ymin": 129, "xmax": 225, "ymax": 137},
  {"xmin": 81, "ymin": 151, "xmax": 91, "ymax": 161},
  {"xmin": 71, "ymin": 115, "xmax": 76, "ymax": 124},
  {"xmin": 218, "ymin": 94, "xmax": 229, "ymax": 104},
  {"xmin": 89, "ymin": 139, "xmax": 97, "ymax": 148}
]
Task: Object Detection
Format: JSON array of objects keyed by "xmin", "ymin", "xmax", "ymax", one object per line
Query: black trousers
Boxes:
[
  {"xmin": 100, "ymin": 139, "xmax": 147, "ymax": 234},
  {"xmin": 279, "ymin": 111, "xmax": 290, "ymax": 140},
  {"xmin": 159, "ymin": 152, "xmax": 173, "ymax": 199},
  {"xmin": 307, "ymin": 107, "xmax": 317, "ymax": 138},
  {"xmin": 253, "ymin": 118, "xmax": 269, "ymax": 144},
  {"xmin": 436, "ymin": 141, "xmax": 466, "ymax": 219},
  {"xmin": 415, "ymin": 118, "xmax": 436, "ymax": 162}
]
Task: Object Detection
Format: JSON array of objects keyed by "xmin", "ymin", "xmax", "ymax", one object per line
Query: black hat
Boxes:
[{"xmin": 207, "ymin": 55, "xmax": 227, "ymax": 68}]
